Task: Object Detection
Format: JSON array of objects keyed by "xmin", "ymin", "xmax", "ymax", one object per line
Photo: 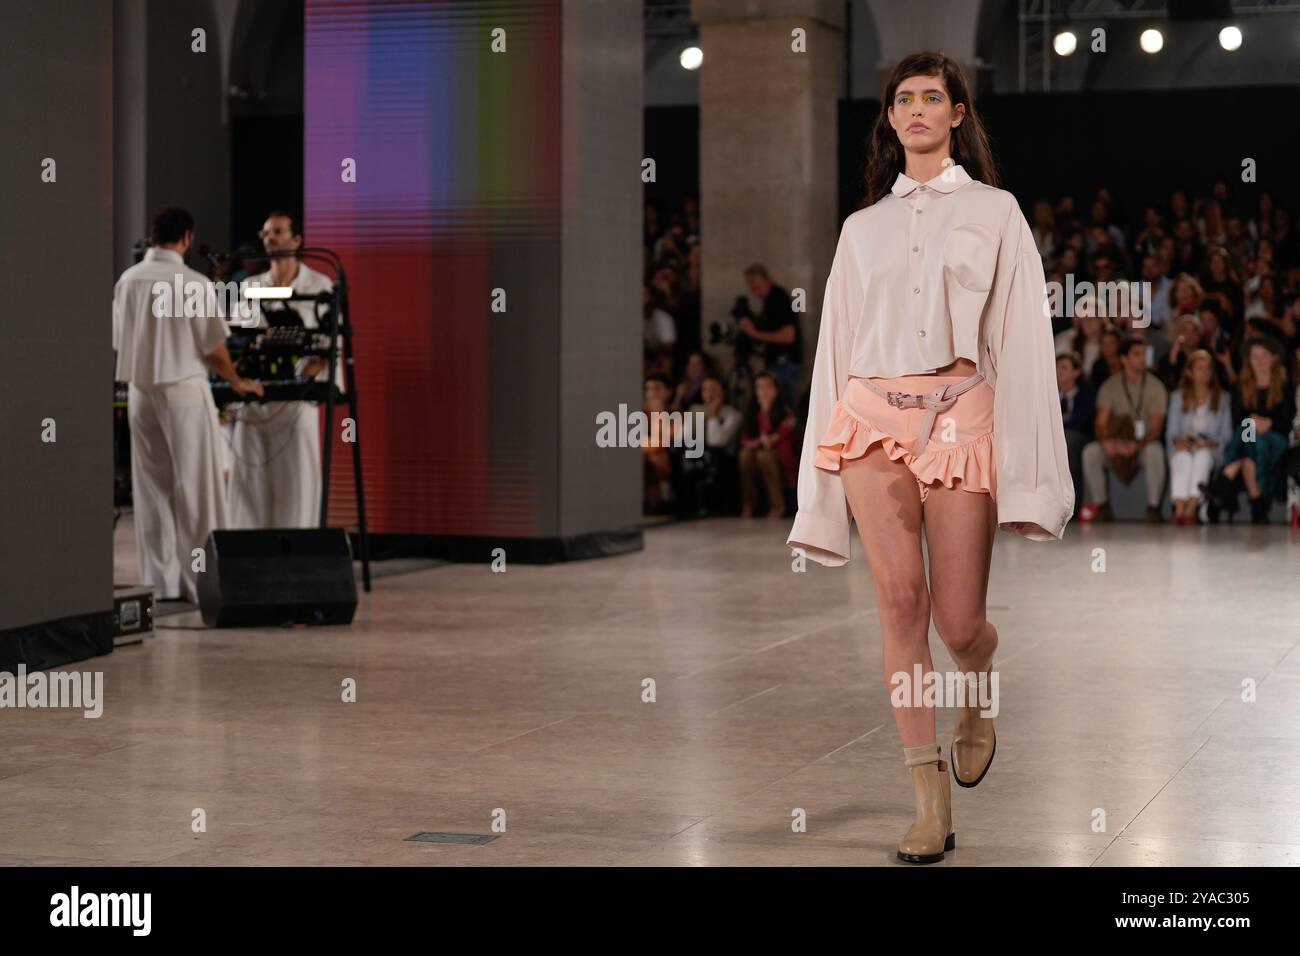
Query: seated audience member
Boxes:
[
  {"xmin": 643, "ymin": 285, "xmax": 676, "ymax": 377},
  {"xmin": 1055, "ymin": 311, "xmax": 1105, "ymax": 380},
  {"xmin": 1081, "ymin": 336, "xmax": 1170, "ymax": 523},
  {"xmin": 1245, "ymin": 274, "xmax": 1279, "ymax": 322},
  {"xmin": 642, "ymin": 373, "xmax": 677, "ymax": 514},
  {"xmin": 1090, "ymin": 326, "xmax": 1123, "ymax": 390},
  {"xmin": 1141, "ymin": 253, "xmax": 1173, "ymax": 332},
  {"xmin": 1196, "ymin": 302, "xmax": 1237, "ymax": 389},
  {"xmin": 1214, "ymin": 336, "xmax": 1297, "ymax": 524},
  {"xmin": 1166, "ymin": 350, "xmax": 1233, "ymax": 525},
  {"xmin": 1168, "ymin": 272, "xmax": 1204, "ymax": 322},
  {"xmin": 677, "ymin": 375, "xmax": 743, "ymax": 517},
  {"xmin": 738, "ymin": 372, "xmax": 797, "ymax": 519},
  {"xmin": 737, "ymin": 264, "xmax": 803, "ymax": 402},
  {"xmin": 1057, "ymin": 350, "xmax": 1096, "ymax": 518},
  {"xmin": 1031, "ymin": 198, "xmax": 1058, "ymax": 261},
  {"xmin": 1201, "ymin": 245, "xmax": 1245, "ymax": 330},
  {"xmin": 673, "ymin": 351, "xmax": 714, "ymax": 410},
  {"xmin": 1157, "ymin": 314, "xmax": 1203, "ymax": 390}
]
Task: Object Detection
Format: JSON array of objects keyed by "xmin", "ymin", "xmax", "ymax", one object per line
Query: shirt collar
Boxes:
[
  {"xmin": 144, "ymin": 247, "xmax": 184, "ymax": 265},
  {"xmin": 891, "ymin": 163, "xmax": 972, "ymax": 198}
]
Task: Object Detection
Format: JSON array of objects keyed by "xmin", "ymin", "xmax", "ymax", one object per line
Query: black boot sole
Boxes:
[
  {"xmin": 897, "ymin": 833, "xmax": 956, "ymax": 864},
  {"xmin": 951, "ymin": 730, "xmax": 996, "ymax": 789}
]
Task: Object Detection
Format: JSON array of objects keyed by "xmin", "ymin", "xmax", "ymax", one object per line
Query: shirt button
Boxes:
[
  {"xmin": 913, "ymin": 287, "xmax": 920, "ymax": 294},
  {"xmin": 912, "ymin": 245, "xmax": 919, "ymax": 252},
  {"xmin": 919, "ymin": 185, "xmax": 927, "ymax": 191},
  {"xmin": 918, "ymin": 330, "xmax": 927, "ymax": 337},
  {"xmin": 916, "ymin": 208, "xmax": 923, "ymax": 214}
]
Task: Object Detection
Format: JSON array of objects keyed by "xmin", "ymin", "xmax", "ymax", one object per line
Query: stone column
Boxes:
[{"xmin": 691, "ymin": 0, "xmax": 846, "ymax": 397}]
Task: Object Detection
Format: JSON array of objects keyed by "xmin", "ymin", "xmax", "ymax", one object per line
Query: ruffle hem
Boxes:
[{"xmin": 813, "ymin": 403, "xmax": 996, "ymax": 495}]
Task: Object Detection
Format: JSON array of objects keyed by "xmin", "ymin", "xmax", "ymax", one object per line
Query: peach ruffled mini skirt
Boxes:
[{"xmin": 814, "ymin": 373, "xmax": 997, "ymax": 503}]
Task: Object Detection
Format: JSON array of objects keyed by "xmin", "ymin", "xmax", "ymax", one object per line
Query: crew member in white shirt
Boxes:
[
  {"xmin": 113, "ymin": 208, "xmax": 264, "ymax": 602},
  {"xmin": 227, "ymin": 210, "xmax": 335, "ymax": 529}
]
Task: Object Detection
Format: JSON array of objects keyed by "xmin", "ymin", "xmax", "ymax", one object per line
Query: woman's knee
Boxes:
[
  {"xmin": 932, "ymin": 609, "xmax": 988, "ymax": 656},
  {"xmin": 875, "ymin": 576, "xmax": 930, "ymax": 628}
]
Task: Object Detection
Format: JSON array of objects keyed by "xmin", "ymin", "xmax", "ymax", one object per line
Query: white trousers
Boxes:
[
  {"xmin": 1169, "ymin": 447, "xmax": 1215, "ymax": 500},
  {"xmin": 227, "ymin": 402, "xmax": 322, "ymax": 529},
  {"xmin": 128, "ymin": 377, "xmax": 228, "ymax": 602}
]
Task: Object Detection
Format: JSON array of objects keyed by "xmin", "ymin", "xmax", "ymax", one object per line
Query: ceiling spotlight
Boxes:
[
  {"xmin": 1139, "ymin": 28, "xmax": 1164, "ymax": 53},
  {"xmin": 679, "ymin": 46, "xmax": 703, "ymax": 70},
  {"xmin": 1218, "ymin": 25, "xmax": 1242, "ymax": 51},
  {"xmin": 1053, "ymin": 31, "xmax": 1077, "ymax": 56}
]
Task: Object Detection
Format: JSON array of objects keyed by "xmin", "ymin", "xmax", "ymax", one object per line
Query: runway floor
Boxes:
[{"xmin": 4, "ymin": 516, "xmax": 1299, "ymax": 865}]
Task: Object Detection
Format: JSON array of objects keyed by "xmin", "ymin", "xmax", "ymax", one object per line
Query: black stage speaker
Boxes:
[{"xmin": 198, "ymin": 529, "xmax": 358, "ymax": 627}]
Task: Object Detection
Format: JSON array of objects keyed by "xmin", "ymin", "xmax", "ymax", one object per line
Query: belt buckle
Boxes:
[{"xmin": 886, "ymin": 390, "xmax": 906, "ymax": 408}]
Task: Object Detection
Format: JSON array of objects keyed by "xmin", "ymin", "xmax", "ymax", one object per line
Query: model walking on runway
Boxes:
[{"xmin": 786, "ymin": 52, "xmax": 1074, "ymax": 863}]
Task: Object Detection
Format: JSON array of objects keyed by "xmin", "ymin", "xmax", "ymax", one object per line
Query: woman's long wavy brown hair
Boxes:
[
  {"xmin": 864, "ymin": 52, "xmax": 998, "ymax": 207},
  {"xmin": 1177, "ymin": 349, "xmax": 1224, "ymax": 413}
]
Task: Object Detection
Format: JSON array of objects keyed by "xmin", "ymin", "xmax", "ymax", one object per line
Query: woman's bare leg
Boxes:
[
  {"xmin": 922, "ymin": 484, "xmax": 998, "ymax": 675},
  {"xmin": 839, "ymin": 447, "xmax": 932, "ymax": 748}
]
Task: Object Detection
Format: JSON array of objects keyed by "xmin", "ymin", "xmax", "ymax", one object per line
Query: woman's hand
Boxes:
[{"xmin": 1003, "ymin": 520, "xmax": 1049, "ymax": 536}]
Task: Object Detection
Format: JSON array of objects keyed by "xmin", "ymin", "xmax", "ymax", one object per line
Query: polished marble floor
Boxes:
[{"xmin": 2, "ymin": 515, "xmax": 1298, "ymax": 866}]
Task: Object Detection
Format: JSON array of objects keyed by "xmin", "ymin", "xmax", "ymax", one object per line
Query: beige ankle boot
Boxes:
[
  {"xmin": 897, "ymin": 743, "xmax": 955, "ymax": 864},
  {"xmin": 951, "ymin": 666, "xmax": 996, "ymax": 788}
]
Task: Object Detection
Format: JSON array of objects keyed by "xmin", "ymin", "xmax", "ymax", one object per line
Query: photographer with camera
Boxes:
[{"xmin": 732, "ymin": 264, "xmax": 803, "ymax": 403}]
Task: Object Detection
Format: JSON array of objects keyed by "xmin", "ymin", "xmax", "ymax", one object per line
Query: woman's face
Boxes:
[
  {"xmin": 686, "ymin": 353, "xmax": 705, "ymax": 378},
  {"xmin": 1260, "ymin": 279, "xmax": 1276, "ymax": 304},
  {"xmin": 1199, "ymin": 310, "xmax": 1219, "ymax": 336},
  {"xmin": 644, "ymin": 380, "xmax": 669, "ymax": 408},
  {"xmin": 1174, "ymin": 278, "xmax": 1195, "ymax": 304},
  {"xmin": 755, "ymin": 376, "xmax": 778, "ymax": 408},
  {"xmin": 1170, "ymin": 192, "xmax": 1188, "ymax": 217},
  {"xmin": 1248, "ymin": 344, "xmax": 1273, "ymax": 377},
  {"xmin": 1090, "ymin": 200, "xmax": 1108, "ymax": 223},
  {"xmin": 887, "ymin": 73, "xmax": 964, "ymax": 154},
  {"xmin": 1190, "ymin": 355, "xmax": 1212, "ymax": 386},
  {"xmin": 700, "ymin": 378, "xmax": 721, "ymax": 405},
  {"xmin": 1178, "ymin": 319, "xmax": 1200, "ymax": 344},
  {"xmin": 1209, "ymin": 253, "xmax": 1227, "ymax": 280}
]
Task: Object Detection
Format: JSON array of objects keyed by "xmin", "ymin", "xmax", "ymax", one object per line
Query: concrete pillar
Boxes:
[
  {"xmin": 113, "ymin": 0, "xmax": 231, "ymax": 274},
  {"xmin": 1, "ymin": 0, "xmax": 113, "ymax": 637},
  {"xmin": 690, "ymin": 0, "xmax": 845, "ymax": 396}
]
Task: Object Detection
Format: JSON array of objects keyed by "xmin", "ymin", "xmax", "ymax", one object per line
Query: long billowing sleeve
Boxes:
[
  {"xmin": 989, "ymin": 208, "xmax": 1075, "ymax": 540},
  {"xmin": 786, "ymin": 225, "xmax": 860, "ymax": 565}
]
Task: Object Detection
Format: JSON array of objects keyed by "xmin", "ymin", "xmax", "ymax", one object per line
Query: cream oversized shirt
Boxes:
[{"xmin": 787, "ymin": 164, "xmax": 1075, "ymax": 566}]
